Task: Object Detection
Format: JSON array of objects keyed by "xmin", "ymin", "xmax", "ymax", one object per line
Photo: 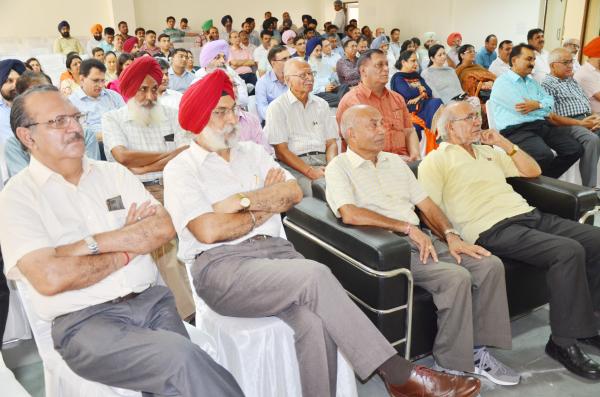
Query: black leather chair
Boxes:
[{"xmin": 283, "ymin": 172, "xmax": 599, "ymax": 360}]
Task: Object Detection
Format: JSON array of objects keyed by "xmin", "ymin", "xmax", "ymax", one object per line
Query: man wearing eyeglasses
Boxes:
[
  {"xmin": 541, "ymin": 48, "xmax": 600, "ymax": 188},
  {"xmin": 419, "ymin": 100, "xmax": 600, "ymax": 381},
  {"xmin": 265, "ymin": 58, "xmax": 338, "ymax": 197},
  {"xmin": 102, "ymin": 56, "xmax": 195, "ymax": 319},
  {"xmin": 0, "ymin": 84, "xmax": 243, "ymax": 396},
  {"xmin": 69, "ymin": 59, "xmax": 124, "ymax": 148}
]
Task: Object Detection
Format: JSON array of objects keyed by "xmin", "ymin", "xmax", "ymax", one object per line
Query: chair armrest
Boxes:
[
  {"xmin": 508, "ymin": 176, "xmax": 598, "ymax": 221},
  {"xmin": 285, "ymin": 197, "xmax": 411, "ymax": 272}
]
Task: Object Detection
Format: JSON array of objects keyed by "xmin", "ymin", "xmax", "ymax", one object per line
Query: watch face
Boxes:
[{"xmin": 240, "ymin": 197, "xmax": 251, "ymax": 208}]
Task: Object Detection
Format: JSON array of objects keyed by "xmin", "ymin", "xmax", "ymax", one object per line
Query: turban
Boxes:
[
  {"xmin": 282, "ymin": 30, "xmax": 297, "ymax": 45},
  {"xmin": 119, "ymin": 56, "xmax": 163, "ymax": 101},
  {"xmin": 306, "ymin": 37, "xmax": 323, "ymax": 60},
  {"xmin": 199, "ymin": 39, "xmax": 230, "ymax": 68},
  {"xmin": 423, "ymin": 32, "xmax": 436, "ymax": 42},
  {"xmin": 201, "ymin": 19, "xmax": 213, "ymax": 32},
  {"xmin": 179, "ymin": 69, "xmax": 235, "ymax": 134},
  {"xmin": 90, "ymin": 24, "xmax": 103, "ymax": 35},
  {"xmin": 123, "ymin": 37, "xmax": 138, "ymax": 53},
  {"xmin": 0, "ymin": 59, "xmax": 26, "ymax": 86},
  {"xmin": 583, "ymin": 36, "xmax": 600, "ymax": 58},
  {"xmin": 370, "ymin": 35, "xmax": 389, "ymax": 50},
  {"xmin": 447, "ymin": 32, "xmax": 462, "ymax": 46},
  {"xmin": 58, "ymin": 20, "xmax": 70, "ymax": 32}
]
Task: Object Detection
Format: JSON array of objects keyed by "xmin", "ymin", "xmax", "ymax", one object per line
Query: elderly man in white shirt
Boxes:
[
  {"xmin": 164, "ymin": 68, "xmax": 482, "ymax": 397},
  {"xmin": 265, "ymin": 58, "xmax": 339, "ymax": 196},
  {"xmin": 102, "ymin": 57, "xmax": 195, "ymax": 319},
  {"xmin": 0, "ymin": 84, "xmax": 243, "ymax": 396},
  {"xmin": 489, "ymin": 40, "xmax": 513, "ymax": 77}
]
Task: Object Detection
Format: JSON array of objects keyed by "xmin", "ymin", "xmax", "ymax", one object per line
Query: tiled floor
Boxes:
[{"xmin": 2, "ymin": 305, "xmax": 600, "ymax": 396}]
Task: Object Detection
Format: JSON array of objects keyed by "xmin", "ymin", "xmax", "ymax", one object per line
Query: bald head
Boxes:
[
  {"xmin": 437, "ymin": 100, "xmax": 480, "ymax": 142},
  {"xmin": 341, "ymin": 104, "xmax": 386, "ymax": 155},
  {"xmin": 283, "ymin": 57, "xmax": 309, "ymax": 76},
  {"xmin": 284, "ymin": 58, "xmax": 314, "ymax": 98}
]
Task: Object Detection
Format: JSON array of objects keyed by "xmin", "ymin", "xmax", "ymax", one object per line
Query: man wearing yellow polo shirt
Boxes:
[
  {"xmin": 325, "ymin": 104, "xmax": 519, "ymax": 385},
  {"xmin": 418, "ymin": 100, "xmax": 600, "ymax": 381}
]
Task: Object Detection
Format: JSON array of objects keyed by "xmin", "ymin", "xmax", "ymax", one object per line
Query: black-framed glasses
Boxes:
[
  {"xmin": 450, "ymin": 113, "xmax": 479, "ymax": 123},
  {"xmin": 211, "ymin": 105, "xmax": 240, "ymax": 118},
  {"xmin": 288, "ymin": 71, "xmax": 314, "ymax": 80},
  {"xmin": 24, "ymin": 113, "xmax": 87, "ymax": 129}
]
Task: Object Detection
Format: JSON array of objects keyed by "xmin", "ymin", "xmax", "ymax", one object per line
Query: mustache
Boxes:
[{"xmin": 65, "ymin": 133, "xmax": 84, "ymax": 144}]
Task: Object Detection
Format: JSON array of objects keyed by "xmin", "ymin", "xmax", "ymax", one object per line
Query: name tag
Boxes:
[{"xmin": 106, "ymin": 195, "xmax": 125, "ymax": 211}]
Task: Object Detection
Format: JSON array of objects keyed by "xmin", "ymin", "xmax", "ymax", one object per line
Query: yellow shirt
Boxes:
[
  {"xmin": 418, "ymin": 142, "xmax": 533, "ymax": 244},
  {"xmin": 53, "ymin": 37, "xmax": 84, "ymax": 55},
  {"xmin": 325, "ymin": 148, "xmax": 428, "ymax": 226}
]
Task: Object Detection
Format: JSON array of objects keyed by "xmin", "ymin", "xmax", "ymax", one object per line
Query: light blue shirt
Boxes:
[
  {"xmin": 255, "ymin": 70, "xmax": 287, "ymax": 122},
  {"xmin": 309, "ymin": 58, "xmax": 339, "ymax": 94},
  {"xmin": 475, "ymin": 47, "xmax": 497, "ymax": 69},
  {"xmin": 99, "ymin": 41, "xmax": 114, "ymax": 53},
  {"xmin": 0, "ymin": 100, "xmax": 11, "ymax": 144},
  {"xmin": 69, "ymin": 87, "xmax": 125, "ymax": 133},
  {"xmin": 323, "ymin": 53, "xmax": 341, "ymax": 70},
  {"xmin": 4, "ymin": 129, "xmax": 100, "ymax": 177},
  {"xmin": 489, "ymin": 70, "xmax": 554, "ymax": 131},
  {"xmin": 167, "ymin": 67, "xmax": 195, "ymax": 93}
]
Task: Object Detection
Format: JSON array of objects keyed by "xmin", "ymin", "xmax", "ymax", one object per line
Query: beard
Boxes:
[
  {"xmin": 1, "ymin": 88, "xmax": 16, "ymax": 102},
  {"xmin": 61, "ymin": 31, "xmax": 70, "ymax": 38},
  {"xmin": 127, "ymin": 99, "xmax": 162, "ymax": 127},
  {"xmin": 200, "ymin": 123, "xmax": 239, "ymax": 151},
  {"xmin": 93, "ymin": 34, "xmax": 102, "ymax": 41}
]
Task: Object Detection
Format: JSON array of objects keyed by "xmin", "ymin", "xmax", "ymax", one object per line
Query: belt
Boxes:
[
  {"xmin": 110, "ymin": 292, "xmax": 141, "ymax": 304},
  {"xmin": 298, "ymin": 151, "xmax": 325, "ymax": 158},
  {"xmin": 243, "ymin": 234, "xmax": 272, "ymax": 243},
  {"xmin": 142, "ymin": 178, "xmax": 163, "ymax": 186}
]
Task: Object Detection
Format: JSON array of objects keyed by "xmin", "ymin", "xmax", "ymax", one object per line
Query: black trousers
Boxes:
[
  {"xmin": 476, "ymin": 209, "xmax": 600, "ymax": 339},
  {"xmin": 0, "ymin": 248, "xmax": 8, "ymax": 350},
  {"xmin": 315, "ymin": 84, "xmax": 350, "ymax": 108},
  {"xmin": 501, "ymin": 120, "xmax": 583, "ymax": 179}
]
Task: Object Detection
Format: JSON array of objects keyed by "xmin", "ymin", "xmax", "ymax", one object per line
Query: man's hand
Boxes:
[
  {"xmin": 408, "ymin": 227, "xmax": 438, "ymax": 264},
  {"xmin": 446, "ymin": 234, "xmax": 491, "ymax": 264},
  {"xmin": 325, "ymin": 84, "xmax": 336, "ymax": 92},
  {"xmin": 125, "ymin": 201, "xmax": 158, "ymax": 226},
  {"xmin": 212, "ymin": 195, "xmax": 243, "ymax": 214},
  {"xmin": 306, "ymin": 166, "xmax": 326, "ymax": 180},
  {"xmin": 407, "ymin": 97, "xmax": 421, "ymax": 105},
  {"xmin": 480, "ymin": 128, "xmax": 512, "ymax": 149},
  {"xmin": 580, "ymin": 115, "xmax": 600, "ymax": 131},
  {"xmin": 515, "ymin": 100, "xmax": 541, "ymax": 114},
  {"xmin": 264, "ymin": 168, "xmax": 286, "ymax": 186}
]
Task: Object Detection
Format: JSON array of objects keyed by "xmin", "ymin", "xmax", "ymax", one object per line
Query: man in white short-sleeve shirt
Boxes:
[
  {"xmin": 325, "ymin": 104, "xmax": 518, "ymax": 385},
  {"xmin": 0, "ymin": 85, "xmax": 242, "ymax": 396},
  {"xmin": 265, "ymin": 58, "xmax": 338, "ymax": 197}
]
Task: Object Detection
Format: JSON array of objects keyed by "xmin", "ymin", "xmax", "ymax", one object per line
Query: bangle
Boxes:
[
  {"xmin": 249, "ymin": 211, "xmax": 257, "ymax": 229},
  {"xmin": 123, "ymin": 252, "xmax": 130, "ymax": 266},
  {"xmin": 405, "ymin": 223, "xmax": 412, "ymax": 235}
]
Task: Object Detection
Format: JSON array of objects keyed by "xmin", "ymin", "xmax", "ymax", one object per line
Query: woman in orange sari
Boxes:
[
  {"xmin": 59, "ymin": 52, "xmax": 82, "ymax": 96},
  {"xmin": 455, "ymin": 44, "xmax": 496, "ymax": 100}
]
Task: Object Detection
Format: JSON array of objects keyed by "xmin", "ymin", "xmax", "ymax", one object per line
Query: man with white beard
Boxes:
[{"xmin": 101, "ymin": 56, "xmax": 195, "ymax": 320}]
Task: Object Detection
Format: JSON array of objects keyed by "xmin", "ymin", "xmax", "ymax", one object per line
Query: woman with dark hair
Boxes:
[
  {"xmin": 400, "ymin": 39, "xmax": 416, "ymax": 53},
  {"xmin": 25, "ymin": 57, "xmax": 43, "ymax": 73},
  {"xmin": 104, "ymin": 51, "xmax": 118, "ymax": 83},
  {"xmin": 59, "ymin": 52, "xmax": 82, "ymax": 95},
  {"xmin": 420, "ymin": 44, "xmax": 466, "ymax": 104},
  {"xmin": 455, "ymin": 44, "xmax": 496, "ymax": 100},
  {"xmin": 391, "ymin": 50, "xmax": 443, "ymax": 154},
  {"xmin": 106, "ymin": 52, "xmax": 135, "ymax": 97},
  {"xmin": 361, "ymin": 25, "xmax": 373, "ymax": 45}
]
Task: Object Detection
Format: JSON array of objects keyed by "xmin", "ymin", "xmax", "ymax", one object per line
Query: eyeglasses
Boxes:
[
  {"xmin": 24, "ymin": 113, "xmax": 87, "ymax": 129},
  {"xmin": 450, "ymin": 113, "xmax": 479, "ymax": 123},
  {"xmin": 273, "ymin": 55, "xmax": 291, "ymax": 62},
  {"xmin": 288, "ymin": 71, "xmax": 314, "ymax": 80},
  {"xmin": 211, "ymin": 105, "xmax": 240, "ymax": 118},
  {"xmin": 552, "ymin": 59, "xmax": 574, "ymax": 66}
]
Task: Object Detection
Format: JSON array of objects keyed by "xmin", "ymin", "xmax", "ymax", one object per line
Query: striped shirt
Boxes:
[{"xmin": 541, "ymin": 74, "xmax": 591, "ymax": 117}]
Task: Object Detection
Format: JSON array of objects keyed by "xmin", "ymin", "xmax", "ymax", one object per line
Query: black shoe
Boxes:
[
  {"xmin": 545, "ymin": 337, "xmax": 600, "ymax": 380},
  {"xmin": 579, "ymin": 335, "xmax": 600, "ymax": 351}
]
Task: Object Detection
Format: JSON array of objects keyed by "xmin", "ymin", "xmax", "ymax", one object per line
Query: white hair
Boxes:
[
  {"xmin": 548, "ymin": 47, "xmax": 571, "ymax": 64},
  {"xmin": 127, "ymin": 98, "xmax": 162, "ymax": 127},
  {"xmin": 436, "ymin": 101, "xmax": 465, "ymax": 141},
  {"xmin": 283, "ymin": 57, "xmax": 309, "ymax": 77}
]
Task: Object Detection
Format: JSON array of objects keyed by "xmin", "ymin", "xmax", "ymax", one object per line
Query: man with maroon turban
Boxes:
[
  {"xmin": 163, "ymin": 68, "xmax": 482, "ymax": 397},
  {"xmin": 102, "ymin": 56, "xmax": 195, "ymax": 319}
]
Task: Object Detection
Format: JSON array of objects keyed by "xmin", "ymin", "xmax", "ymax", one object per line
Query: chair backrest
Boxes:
[{"xmin": 486, "ymin": 101, "xmax": 497, "ymax": 130}]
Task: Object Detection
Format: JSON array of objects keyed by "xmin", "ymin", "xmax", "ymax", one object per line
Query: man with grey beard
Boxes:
[
  {"xmin": 101, "ymin": 56, "xmax": 195, "ymax": 320},
  {"xmin": 163, "ymin": 67, "xmax": 482, "ymax": 397}
]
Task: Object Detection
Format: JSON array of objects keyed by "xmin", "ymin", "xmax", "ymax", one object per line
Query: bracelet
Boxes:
[
  {"xmin": 249, "ymin": 211, "xmax": 257, "ymax": 229},
  {"xmin": 123, "ymin": 252, "xmax": 130, "ymax": 266},
  {"xmin": 405, "ymin": 223, "xmax": 412, "ymax": 235}
]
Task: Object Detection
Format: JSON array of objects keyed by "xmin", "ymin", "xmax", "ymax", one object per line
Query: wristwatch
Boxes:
[
  {"xmin": 238, "ymin": 193, "xmax": 251, "ymax": 210},
  {"xmin": 84, "ymin": 235, "xmax": 100, "ymax": 255},
  {"xmin": 507, "ymin": 144, "xmax": 519, "ymax": 157},
  {"xmin": 443, "ymin": 228, "xmax": 461, "ymax": 238}
]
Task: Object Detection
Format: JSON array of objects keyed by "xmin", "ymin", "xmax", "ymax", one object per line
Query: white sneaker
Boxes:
[{"xmin": 473, "ymin": 348, "xmax": 520, "ymax": 386}]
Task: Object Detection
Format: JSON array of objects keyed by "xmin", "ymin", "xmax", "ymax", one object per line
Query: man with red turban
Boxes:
[
  {"xmin": 87, "ymin": 24, "xmax": 104, "ymax": 56},
  {"xmin": 446, "ymin": 32, "xmax": 462, "ymax": 68},
  {"xmin": 123, "ymin": 36, "xmax": 139, "ymax": 54},
  {"xmin": 164, "ymin": 68, "xmax": 481, "ymax": 397},
  {"xmin": 575, "ymin": 37, "xmax": 600, "ymax": 114},
  {"xmin": 102, "ymin": 56, "xmax": 195, "ymax": 319}
]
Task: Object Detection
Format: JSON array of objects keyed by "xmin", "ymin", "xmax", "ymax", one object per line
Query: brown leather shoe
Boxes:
[{"xmin": 381, "ymin": 365, "xmax": 481, "ymax": 397}]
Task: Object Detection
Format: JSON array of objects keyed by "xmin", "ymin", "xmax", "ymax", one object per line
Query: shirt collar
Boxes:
[
  {"xmin": 285, "ymin": 89, "xmax": 317, "ymax": 106},
  {"xmin": 168, "ymin": 67, "xmax": 191, "ymax": 77},
  {"xmin": 73, "ymin": 87, "xmax": 107, "ymax": 100},
  {"xmin": 506, "ymin": 69, "xmax": 529, "ymax": 83},
  {"xmin": 357, "ymin": 82, "xmax": 389, "ymax": 99},
  {"xmin": 28, "ymin": 155, "xmax": 93, "ymax": 188},
  {"xmin": 346, "ymin": 147, "xmax": 388, "ymax": 168}
]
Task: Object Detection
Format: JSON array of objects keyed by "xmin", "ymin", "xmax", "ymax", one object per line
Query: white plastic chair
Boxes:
[
  {"xmin": 0, "ymin": 351, "xmax": 30, "ymax": 397},
  {"xmin": 184, "ymin": 262, "xmax": 358, "ymax": 397},
  {"xmin": 16, "ymin": 280, "xmax": 217, "ymax": 397}
]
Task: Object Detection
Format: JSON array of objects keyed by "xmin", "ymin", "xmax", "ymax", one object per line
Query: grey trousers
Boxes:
[
  {"xmin": 192, "ymin": 237, "xmax": 401, "ymax": 397},
  {"xmin": 409, "ymin": 234, "xmax": 512, "ymax": 372},
  {"xmin": 51, "ymin": 286, "xmax": 244, "ymax": 397},
  {"xmin": 281, "ymin": 153, "xmax": 327, "ymax": 197},
  {"xmin": 565, "ymin": 126, "xmax": 600, "ymax": 187}
]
